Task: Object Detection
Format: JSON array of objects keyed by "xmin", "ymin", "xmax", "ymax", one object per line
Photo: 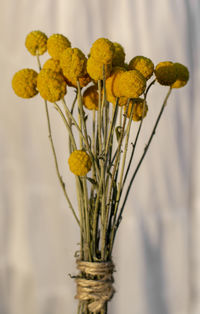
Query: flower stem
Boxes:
[
  {"xmin": 35, "ymin": 54, "xmax": 80, "ymax": 226},
  {"xmin": 113, "ymin": 87, "xmax": 172, "ymax": 247}
]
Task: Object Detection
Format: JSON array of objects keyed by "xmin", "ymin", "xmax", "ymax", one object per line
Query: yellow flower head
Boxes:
[
  {"xmin": 90, "ymin": 38, "xmax": 114, "ymax": 64},
  {"xmin": 68, "ymin": 150, "xmax": 92, "ymax": 176},
  {"xmin": 87, "ymin": 56, "xmax": 112, "ymax": 81},
  {"xmin": 43, "ymin": 58, "xmax": 62, "ymax": 73},
  {"xmin": 112, "ymin": 42, "xmax": 126, "ymax": 67},
  {"xmin": 60, "ymin": 48, "xmax": 87, "ymax": 80},
  {"xmin": 12, "ymin": 68, "xmax": 38, "ymax": 98},
  {"xmin": 83, "ymin": 85, "xmax": 99, "ymax": 110},
  {"xmin": 110, "ymin": 66, "xmax": 127, "ymax": 98},
  {"xmin": 118, "ymin": 70, "xmax": 146, "ymax": 98},
  {"xmin": 37, "ymin": 69, "xmax": 67, "ymax": 102},
  {"xmin": 106, "ymin": 67, "xmax": 128, "ymax": 106},
  {"xmin": 171, "ymin": 63, "xmax": 189, "ymax": 88},
  {"xmin": 155, "ymin": 61, "xmax": 177, "ymax": 86},
  {"xmin": 25, "ymin": 31, "xmax": 48, "ymax": 56},
  {"xmin": 126, "ymin": 98, "xmax": 148, "ymax": 121},
  {"xmin": 66, "ymin": 73, "xmax": 91, "ymax": 89},
  {"xmin": 47, "ymin": 34, "xmax": 71, "ymax": 60},
  {"xmin": 129, "ymin": 56, "xmax": 154, "ymax": 80}
]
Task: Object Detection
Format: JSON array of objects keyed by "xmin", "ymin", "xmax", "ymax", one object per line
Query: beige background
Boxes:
[{"xmin": 1, "ymin": 0, "xmax": 200, "ymax": 313}]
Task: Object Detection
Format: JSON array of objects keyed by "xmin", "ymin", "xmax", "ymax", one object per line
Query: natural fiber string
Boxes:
[{"xmin": 75, "ymin": 260, "xmax": 115, "ymax": 312}]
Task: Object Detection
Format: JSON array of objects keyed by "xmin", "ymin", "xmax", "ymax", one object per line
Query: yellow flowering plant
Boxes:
[{"xmin": 12, "ymin": 30, "xmax": 189, "ymax": 314}]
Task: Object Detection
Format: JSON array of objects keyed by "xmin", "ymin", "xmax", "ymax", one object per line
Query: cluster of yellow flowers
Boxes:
[{"xmin": 12, "ymin": 30, "xmax": 189, "ymax": 177}]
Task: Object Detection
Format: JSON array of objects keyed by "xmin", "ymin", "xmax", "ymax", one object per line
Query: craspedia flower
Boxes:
[
  {"xmin": 12, "ymin": 68, "xmax": 38, "ymax": 98},
  {"xmin": 171, "ymin": 63, "xmax": 189, "ymax": 88},
  {"xmin": 25, "ymin": 31, "xmax": 48, "ymax": 56},
  {"xmin": 43, "ymin": 58, "xmax": 62, "ymax": 73},
  {"xmin": 129, "ymin": 56, "xmax": 154, "ymax": 80},
  {"xmin": 83, "ymin": 85, "xmax": 99, "ymax": 110},
  {"xmin": 37, "ymin": 69, "xmax": 67, "ymax": 102},
  {"xmin": 106, "ymin": 67, "xmax": 128, "ymax": 106},
  {"xmin": 68, "ymin": 150, "xmax": 92, "ymax": 176},
  {"xmin": 60, "ymin": 48, "xmax": 87, "ymax": 80},
  {"xmin": 90, "ymin": 38, "xmax": 114, "ymax": 64},
  {"xmin": 112, "ymin": 42, "xmax": 126, "ymax": 67},
  {"xmin": 111, "ymin": 66, "xmax": 127, "ymax": 97},
  {"xmin": 87, "ymin": 56, "xmax": 112, "ymax": 81},
  {"xmin": 155, "ymin": 61, "xmax": 177, "ymax": 86},
  {"xmin": 117, "ymin": 70, "xmax": 146, "ymax": 98},
  {"xmin": 126, "ymin": 98, "xmax": 148, "ymax": 121},
  {"xmin": 47, "ymin": 34, "xmax": 71, "ymax": 60}
]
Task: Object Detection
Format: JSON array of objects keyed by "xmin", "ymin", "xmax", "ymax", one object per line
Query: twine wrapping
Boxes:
[{"xmin": 75, "ymin": 260, "xmax": 115, "ymax": 312}]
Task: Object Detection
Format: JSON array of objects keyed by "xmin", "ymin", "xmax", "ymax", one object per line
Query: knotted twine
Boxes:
[{"xmin": 75, "ymin": 260, "xmax": 115, "ymax": 312}]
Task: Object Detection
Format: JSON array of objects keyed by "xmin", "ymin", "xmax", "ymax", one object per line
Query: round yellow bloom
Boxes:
[
  {"xmin": 110, "ymin": 67, "xmax": 127, "ymax": 97},
  {"xmin": 106, "ymin": 67, "xmax": 128, "ymax": 106},
  {"xmin": 87, "ymin": 56, "xmax": 112, "ymax": 81},
  {"xmin": 43, "ymin": 58, "xmax": 62, "ymax": 73},
  {"xmin": 25, "ymin": 31, "xmax": 48, "ymax": 56},
  {"xmin": 90, "ymin": 38, "xmax": 114, "ymax": 64},
  {"xmin": 112, "ymin": 42, "xmax": 126, "ymax": 67},
  {"xmin": 155, "ymin": 61, "xmax": 177, "ymax": 85},
  {"xmin": 12, "ymin": 68, "xmax": 38, "ymax": 98},
  {"xmin": 47, "ymin": 34, "xmax": 71, "ymax": 60},
  {"xmin": 68, "ymin": 150, "xmax": 92, "ymax": 176},
  {"xmin": 60, "ymin": 48, "xmax": 87, "ymax": 80},
  {"xmin": 171, "ymin": 63, "xmax": 189, "ymax": 88},
  {"xmin": 37, "ymin": 69, "xmax": 67, "ymax": 102},
  {"xmin": 83, "ymin": 85, "xmax": 99, "ymax": 110},
  {"xmin": 126, "ymin": 98, "xmax": 148, "ymax": 121},
  {"xmin": 118, "ymin": 70, "xmax": 146, "ymax": 98},
  {"xmin": 129, "ymin": 56, "xmax": 154, "ymax": 80}
]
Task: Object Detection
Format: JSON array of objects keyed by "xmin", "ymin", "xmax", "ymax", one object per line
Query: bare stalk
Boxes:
[{"xmin": 112, "ymin": 87, "xmax": 172, "ymax": 249}]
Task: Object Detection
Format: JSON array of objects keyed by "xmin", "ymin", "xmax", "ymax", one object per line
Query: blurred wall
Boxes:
[{"xmin": 0, "ymin": 0, "xmax": 200, "ymax": 313}]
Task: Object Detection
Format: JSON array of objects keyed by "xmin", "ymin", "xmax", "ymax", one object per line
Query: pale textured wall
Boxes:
[{"xmin": 0, "ymin": 0, "xmax": 200, "ymax": 313}]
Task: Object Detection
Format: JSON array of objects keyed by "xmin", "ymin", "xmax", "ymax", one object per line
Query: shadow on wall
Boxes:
[{"xmin": 140, "ymin": 213, "xmax": 170, "ymax": 314}]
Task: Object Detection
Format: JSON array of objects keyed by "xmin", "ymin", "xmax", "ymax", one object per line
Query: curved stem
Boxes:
[
  {"xmin": 44, "ymin": 100, "xmax": 80, "ymax": 225},
  {"xmin": 54, "ymin": 102, "xmax": 77, "ymax": 149},
  {"xmin": 35, "ymin": 54, "xmax": 79, "ymax": 226}
]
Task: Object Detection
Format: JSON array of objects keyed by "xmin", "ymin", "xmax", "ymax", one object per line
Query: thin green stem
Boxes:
[
  {"xmin": 68, "ymin": 92, "xmax": 78, "ymax": 154},
  {"xmin": 90, "ymin": 109, "xmax": 96, "ymax": 201},
  {"xmin": 61, "ymin": 98, "xmax": 100, "ymax": 180},
  {"xmin": 113, "ymin": 87, "xmax": 172, "ymax": 248},
  {"xmin": 36, "ymin": 53, "xmax": 41, "ymax": 70},
  {"xmin": 54, "ymin": 102, "xmax": 77, "ymax": 149},
  {"xmin": 102, "ymin": 101, "xmax": 129, "ymax": 259},
  {"xmin": 121, "ymin": 80, "xmax": 156, "ymax": 193},
  {"xmin": 97, "ymin": 79, "xmax": 107, "ymax": 258},
  {"xmin": 121, "ymin": 100, "xmax": 146, "ymax": 191},
  {"xmin": 43, "ymin": 100, "xmax": 80, "ymax": 226},
  {"xmin": 105, "ymin": 101, "xmax": 119, "ymax": 157},
  {"xmin": 113, "ymin": 100, "xmax": 133, "ymax": 216},
  {"xmin": 35, "ymin": 54, "xmax": 80, "ymax": 226},
  {"xmin": 97, "ymin": 80, "xmax": 103, "ymax": 156},
  {"xmin": 119, "ymin": 106, "xmax": 123, "ymax": 127}
]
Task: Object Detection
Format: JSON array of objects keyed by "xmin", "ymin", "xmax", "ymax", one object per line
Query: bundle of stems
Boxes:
[{"xmin": 36, "ymin": 55, "xmax": 171, "ymax": 313}]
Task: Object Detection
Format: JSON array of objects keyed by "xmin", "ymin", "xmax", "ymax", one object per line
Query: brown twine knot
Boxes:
[{"xmin": 75, "ymin": 260, "xmax": 115, "ymax": 312}]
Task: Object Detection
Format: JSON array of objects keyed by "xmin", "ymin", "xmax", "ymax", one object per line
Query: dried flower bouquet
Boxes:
[{"xmin": 12, "ymin": 31, "xmax": 189, "ymax": 314}]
